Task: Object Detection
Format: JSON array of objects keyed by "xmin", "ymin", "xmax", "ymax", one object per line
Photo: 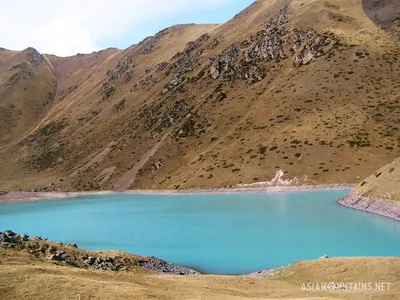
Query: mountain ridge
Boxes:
[{"xmin": 0, "ymin": 0, "xmax": 399, "ymax": 192}]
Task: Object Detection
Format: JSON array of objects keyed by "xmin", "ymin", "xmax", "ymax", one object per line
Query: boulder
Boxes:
[
  {"xmin": 48, "ymin": 254, "xmax": 65, "ymax": 262},
  {"xmin": 4, "ymin": 230, "xmax": 16, "ymax": 237}
]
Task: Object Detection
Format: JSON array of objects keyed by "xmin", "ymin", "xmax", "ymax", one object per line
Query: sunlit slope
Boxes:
[{"xmin": 0, "ymin": 0, "xmax": 399, "ymax": 191}]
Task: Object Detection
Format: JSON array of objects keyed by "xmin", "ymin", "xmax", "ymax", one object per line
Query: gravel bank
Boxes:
[
  {"xmin": 0, "ymin": 184, "xmax": 353, "ymax": 203},
  {"xmin": 338, "ymin": 194, "xmax": 400, "ymax": 221}
]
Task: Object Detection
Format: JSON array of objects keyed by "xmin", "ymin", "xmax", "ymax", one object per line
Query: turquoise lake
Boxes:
[{"xmin": 1, "ymin": 190, "xmax": 400, "ymax": 274}]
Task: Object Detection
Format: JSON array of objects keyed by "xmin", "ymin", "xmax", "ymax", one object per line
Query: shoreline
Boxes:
[
  {"xmin": 3, "ymin": 186, "xmax": 400, "ymax": 223},
  {"xmin": 0, "ymin": 184, "xmax": 353, "ymax": 203},
  {"xmin": 338, "ymin": 194, "xmax": 400, "ymax": 221}
]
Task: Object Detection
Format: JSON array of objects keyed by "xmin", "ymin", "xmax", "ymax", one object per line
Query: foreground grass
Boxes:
[{"xmin": 1, "ymin": 246, "xmax": 399, "ymax": 300}]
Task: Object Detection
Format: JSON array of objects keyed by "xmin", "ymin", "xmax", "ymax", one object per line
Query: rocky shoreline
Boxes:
[
  {"xmin": 338, "ymin": 194, "xmax": 400, "ymax": 221},
  {"xmin": 0, "ymin": 184, "xmax": 354, "ymax": 203},
  {"xmin": 0, "ymin": 230, "xmax": 199, "ymax": 275}
]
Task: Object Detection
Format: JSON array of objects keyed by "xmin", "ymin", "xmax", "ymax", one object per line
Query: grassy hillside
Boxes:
[
  {"xmin": 0, "ymin": 0, "xmax": 399, "ymax": 191},
  {"xmin": 352, "ymin": 156, "xmax": 400, "ymax": 202}
]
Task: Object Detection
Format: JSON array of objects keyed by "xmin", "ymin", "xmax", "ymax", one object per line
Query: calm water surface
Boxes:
[{"xmin": 1, "ymin": 190, "xmax": 400, "ymax": 274}]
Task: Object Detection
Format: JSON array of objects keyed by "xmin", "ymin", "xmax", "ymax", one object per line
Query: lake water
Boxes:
[{"xmin": 1, "ymin": 190, "xmax": 400, "ymax": 274}]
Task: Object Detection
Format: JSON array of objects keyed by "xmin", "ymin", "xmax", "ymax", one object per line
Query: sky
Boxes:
[{"xmin": 0, "ymin": 0, "xmax": 254, "ymax": 57}]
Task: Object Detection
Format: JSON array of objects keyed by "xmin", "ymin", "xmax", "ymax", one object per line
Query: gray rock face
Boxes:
[
  {"xmin": 295, "ymin": 32, "xmax": 338, "ymax": 65},
  {"xmin": 286, "ymin": 28, "xmax": 317, "ymax": 52},
  {"xmin": 206, "ymin": 3, "xmax": 290, "ymax": 83},
  {"xmin": 206, "ymin": 0, "xmax": 314, "ymax": 83},
  {"xmin": 362, "ymin": 0, "xmax": 400, "ymax": 29},
  {"xmin": 339, "ymin": 194, "xmax": 400, "ymax": 221},
  {"xmin": 140, "ymin": 256, "xmax": 200, "ymax": 275},
  {"xmin": 208, "ymin": 45, "xmax": 239, "ymax": 80}
]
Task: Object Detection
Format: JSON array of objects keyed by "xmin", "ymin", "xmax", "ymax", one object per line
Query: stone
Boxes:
[
  {"xmin": 4, "ymin": 230, "xmax": 16, "ymax": 237},
  {"xmin": 48, "ymin": 254, "xmax": 65, "ymax": 262},
  {"xmin": 20, "ymin": 234, "xmax": 29, "ymax": 241},
  {"xmin": 84, "ymin": 256, "xmax": 96, "ymax": 265}
]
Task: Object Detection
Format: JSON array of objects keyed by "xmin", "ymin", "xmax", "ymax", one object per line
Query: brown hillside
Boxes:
[
  {"xmin": 0, "ymin": 0, "xmax": 399, "ymax": 191},
  {"xmin": 353, "ymin": 156, "xmax": 400, "ymax": 202}
]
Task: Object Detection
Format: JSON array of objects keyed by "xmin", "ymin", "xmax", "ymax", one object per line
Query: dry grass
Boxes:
[
  {"xmin": 1, "ymin": 246, "xmax": 400, "ymax": 300},
  {"xmin": 353, "ymin": 156, "xmax": 400, "ymax": 202},
  {"xmin": 0, "ymin": 0, "xmax": 399, "ymax": 192}
]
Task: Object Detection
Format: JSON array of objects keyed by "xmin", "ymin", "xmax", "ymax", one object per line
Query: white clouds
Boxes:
[{"xmin": 0, "ymin": 0, "xmax": 226, "ymax": 56}]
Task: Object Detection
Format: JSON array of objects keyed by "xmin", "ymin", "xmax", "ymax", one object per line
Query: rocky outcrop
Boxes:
[
  {"xmin": 100, "ymin": 55, "xmax": 133, "ymax": 99},
  {"xmin": 162, "ymin": 34, "xmax": 211, "ymax": 94},
  {"xmin": 257, "ymin": 2, "xmax": 289, "ymax": 57},
  {"xmin": 295, "ymin": 32, "xmax": 338, "ymax": 65},
  {"xmin": 6, "ymin": 48, "xmax": 46, "ymax": 86},
  {"xmin": 106, "ymin": 55, "xmax": 133, "ymax": 84},
  {"xmin": 140, "ymin": 37, "xmax": 157, "ymax": 55},
  {"xmin": 138, "ymin": 28, "xmax": 170, "ymax": 55},
  {"xmin": 82, "ymin": 255, "xmax": 126, "ymax": 271},
  {"xmin": 208, "ymin": 45, "xmax": 239, "ymax": 80},
  {"xmin": 162, "ymin": 76, "xmax": 188, "ymax": 94},
  {"xmin": 205, "ymin": 1, "xmax": 324, "ymax": 83},
  {"xmin": 339, "ymin": 194, "xmax": 400, "ymax": 221},
  {"xmin": 100, "ymin": 82, "xmax": 116, "ymax": 100},
  {"xmin": 208, "ymin": 36, "xmax": 224, "ymax": 49},
  {"xmin": 286, "ymin": 28, "xmax": 317, "ymax": 53},
  {"xmin": 140, "ymin": 256, "xmax": 200, "ymax": 275},
  {"xmin": 0, "ymin": 231, "xmax": 200, "ymax": 275}
]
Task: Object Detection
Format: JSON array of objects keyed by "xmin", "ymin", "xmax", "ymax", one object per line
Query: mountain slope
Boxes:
[
  {"xmin": 339, "ymin": 156, "xmax": 400, "ymax": 220},
  {"xmin": 0, "ymin": 0, "xmax": 399, "ymax": 192}
]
